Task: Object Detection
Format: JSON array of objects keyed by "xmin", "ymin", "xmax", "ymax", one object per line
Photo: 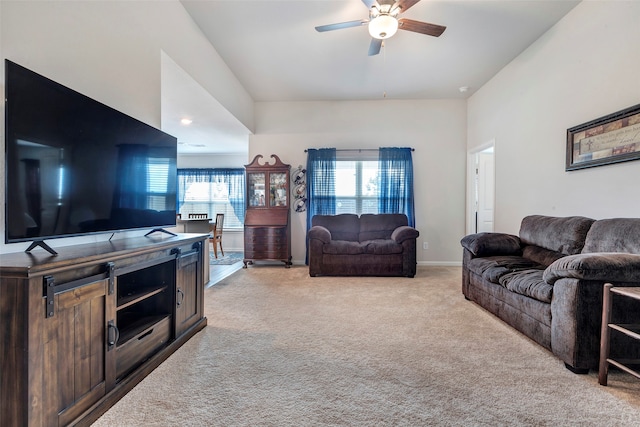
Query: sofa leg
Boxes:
[{"xmin": 564, "ymin": 363, "xmax": 589, "ymax": 374}]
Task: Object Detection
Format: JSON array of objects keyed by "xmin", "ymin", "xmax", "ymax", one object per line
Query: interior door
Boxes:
[{"xmin": 476, "ymin": 151, "xmax": 495, "ymax": 232}]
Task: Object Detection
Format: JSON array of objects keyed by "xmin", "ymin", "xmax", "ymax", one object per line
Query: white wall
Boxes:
[
  {"xmin": 0, "ymin": 1, "xmax": 254, "ymax": 254},
  {"xmin": 251, "ymin": 99, "xmax": 467, "ymax": 265},
  {"xmin": 467, "ymin": 1, "xmax": 640, "ymax": 235},
  {"xmin": 178, "ymin": 153, "xmax": 248, "ymax": 169}
]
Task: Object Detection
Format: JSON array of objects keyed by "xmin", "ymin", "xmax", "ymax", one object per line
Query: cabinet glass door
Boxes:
[
  {"xmin": 270, "ymin": 172, "xmax": 287, "ymax": 207},
  {"xmin": 248, "ymin": 173, "xmax": 266, "ymax": 207}
]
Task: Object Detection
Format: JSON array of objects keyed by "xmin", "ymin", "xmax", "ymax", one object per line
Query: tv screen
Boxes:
[{"xmin": 5, "ymin": 60, "xmax": 177, "ymax": 245}]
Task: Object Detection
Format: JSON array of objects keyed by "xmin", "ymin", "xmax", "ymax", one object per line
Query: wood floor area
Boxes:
[{"xmin": 206, "ymin": 254, "xmax": 244, "ymax": 287}]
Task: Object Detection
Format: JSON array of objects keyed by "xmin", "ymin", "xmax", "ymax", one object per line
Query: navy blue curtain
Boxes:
[
  {"xmin": 305, "ymin": 148, "xmax": 336, "ymax": 263},
  {"xmin": 177, "ymin": 168, "xmax": 245, "ymax": 223},
  {"xmin": 216, "ymin": 169, "xmax": 246, "ymax": 224},
  {"xmin": 378, "ymin": 147, "xmax": 415, "ymax": 227}
]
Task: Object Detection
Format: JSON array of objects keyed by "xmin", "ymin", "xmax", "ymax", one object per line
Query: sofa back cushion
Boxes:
[
  {"xmin": 359, "ymin": 214, "xmax": 408, "ymax": 241},
  {"xmin": 312, "ymin": 214, "xmax": 360, "ymax": 241},
  {"xmin": 582, "ymin": 218, "xmax": 640, "ymax": 254},
  {"xmin": 521, "ymin": 246, "xmax": 566, "ymax": 267},
  {"xmin": 519, "ymin": 215, "xmax": 595, "ymax": 255}
]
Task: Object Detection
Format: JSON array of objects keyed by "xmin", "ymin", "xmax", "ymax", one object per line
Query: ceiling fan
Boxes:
[{"xmin": 315, "ymin": 0, "xmax": 446, "ymax": 56}]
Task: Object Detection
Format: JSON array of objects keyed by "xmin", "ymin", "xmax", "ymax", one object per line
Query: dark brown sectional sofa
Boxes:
[{"xmin": 461, "ymin": 215, "xmax": 640, "ymax": 373}]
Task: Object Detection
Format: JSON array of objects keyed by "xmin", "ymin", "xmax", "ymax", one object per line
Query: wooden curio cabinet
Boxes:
[{"xmin": 243, "ymin": 154, "xmax": 292, "ymax": 268}]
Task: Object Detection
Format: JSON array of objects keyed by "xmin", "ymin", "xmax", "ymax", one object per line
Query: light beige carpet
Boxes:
[{"xmin": 94, "ymin": 266, "xmax": 640, "ymax": 426}]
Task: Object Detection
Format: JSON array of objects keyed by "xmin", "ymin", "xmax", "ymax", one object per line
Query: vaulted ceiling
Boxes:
[{"xmin": 166, "ymin": 0, "xmax": 580, "ymax": 153}]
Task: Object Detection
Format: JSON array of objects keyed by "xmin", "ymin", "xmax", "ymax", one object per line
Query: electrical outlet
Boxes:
[{"xmin": 423, "ymin": 242, "xmax": 429, "ymax": 250}]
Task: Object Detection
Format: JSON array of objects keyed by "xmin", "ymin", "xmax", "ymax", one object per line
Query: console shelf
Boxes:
[
  {"xmin": 118, "ymin": 285, "xmax": 169, "ymax": 310},
  {"xmin": 0, "ymin": 234, "xmax": 207, "ymax": 427},
  {"xmin": 117, "ymin": 313, "xmax": 171, "ymax": 345}
]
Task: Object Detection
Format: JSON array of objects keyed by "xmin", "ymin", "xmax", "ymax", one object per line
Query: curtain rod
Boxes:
[{"xmin": 304, "ymin": 148, "xmax": 414, "ymax": 153}]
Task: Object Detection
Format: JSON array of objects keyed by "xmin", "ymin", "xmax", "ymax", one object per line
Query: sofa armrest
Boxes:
[
  {"xmin": 460, "ymin": 232, "xmax": 521, "ymax": 257},
  {"xmin": 391, "ymin": 226, "xmax": 419, "ymax": 243},
  {"xmin": 308, "ymin": 225, "xmax": 332, "ymax": 244},
  {"xmin": 544, "ymin": 253, "xmax": 640, "ymax": 285}
]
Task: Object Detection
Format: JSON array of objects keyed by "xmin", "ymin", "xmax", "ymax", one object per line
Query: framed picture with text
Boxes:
[{"xmin": 566, "ymin": 103, "xmax": 640, "ymax": 171}]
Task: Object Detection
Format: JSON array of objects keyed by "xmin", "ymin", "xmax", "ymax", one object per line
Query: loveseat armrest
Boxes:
[
  {"xmin": 460, "ymin": 232, "xmax": 521, "ymax": 257},
  {"xmin": 391, "ymin": 226, "xmax": 419, "ymax": 244},
  {"xmin": 543, "ymin": 253, "xmax": 640, "ymax": 285},
  {"xmin": 308, "ymin": 226, "xmax": 332, "ymax": 244}
]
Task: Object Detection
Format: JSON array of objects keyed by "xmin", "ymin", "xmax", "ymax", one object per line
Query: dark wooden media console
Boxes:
[{"xmin": 0, "ymin": 234, "xmax": 208, "ymax": 426}]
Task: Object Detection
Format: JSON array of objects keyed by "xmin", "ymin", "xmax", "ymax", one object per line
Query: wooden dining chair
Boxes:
[
  {"xmin": 188, "ymin": 213, "xmax": 208, "ymax": 219},
  {"xmin": 210, "ymin": 213, "xmax": 225, "ymax": 258}
]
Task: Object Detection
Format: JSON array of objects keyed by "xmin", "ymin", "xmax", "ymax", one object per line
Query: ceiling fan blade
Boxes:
[
  {"xmin": 368, "ymin": 38, "xmax": 382, "ymax": 56},
  {"xmin": 393, "ymin": 0, "xmax": 421, "ymax": 13},
  {"xmin": 315, "ymin": 20, "xmax": 368, "ymax": 32},
  {"xmin": 398, "ymin": 18, "xmax": 446, "ymax": 37}
]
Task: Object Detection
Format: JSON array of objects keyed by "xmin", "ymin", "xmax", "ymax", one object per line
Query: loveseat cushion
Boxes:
[
  {"xmin": 323, "ymin": 240, "xmax": 366, "ymax": 255},
  {"xmin": 361, "ymin": 239, "xmax": 404, "ymax": 255},
  {"xmin": 519, "ymin": 215, "xmax": 595, "ymax": 255},
  {"xmin": 499, "ymin": 269, "xmax": 552, "ymax": 303},
  {"xmin": 359, "ymin": 214, "xmax": 408, "ymax": 241},
  {"xmin": 312, "ymin": 214, "xmax": 360, "ymax": 241},
  {"xmin": 582, "ymin": 218, "xmax": 640, "ymax": 253},
  {"xmin": 460, "ymin": 233, "xmax": 521, "ymax": 257}
]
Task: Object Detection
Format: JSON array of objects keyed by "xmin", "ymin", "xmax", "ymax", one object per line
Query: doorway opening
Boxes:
[{"xmin": 467, "ymin": 141, "xmax": 495, "ymax": 234}]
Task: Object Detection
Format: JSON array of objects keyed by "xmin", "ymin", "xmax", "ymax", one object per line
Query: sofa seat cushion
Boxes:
[
  {"xmin": 323, "ymin": 240, "xmax": 366, "ymax": 255},
  {"xmin": 466, "ymin": 255, "xmax": 541, "ymax": 283},
  {"xmin": 498, "ymin": 269, "xmax": 553, "ymax": 303},
  {"xmin": 361, "ymin": 239, "xmax": 404, "ymax": 255},
  {"xmin": 522, "ymin": 245, "xmax": 566, "ymax": 268},
  {"xmin": 467, "ymin": 256, "xmax": 541, "ymax": 282}
]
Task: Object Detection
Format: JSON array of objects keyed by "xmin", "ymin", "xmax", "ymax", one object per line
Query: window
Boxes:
[
  {"xmin": 335, "ymin": 160, "xmax": 379, "ymax": 215},
  {"xmin": 147, "ymin": 157, "xmax": 171, "ymax": 211},
  {"xmin": 177, "ymin": 169, "xmax": 245, "ymax": 229},
  {"xmin": 306, "ymin": 147, "xmax": 415, "ymax": 228}
]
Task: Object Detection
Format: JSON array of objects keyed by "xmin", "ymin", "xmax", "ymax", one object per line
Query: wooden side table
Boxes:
[{"xmin": 599, "ymin": 284, "xmax": 640, "ymax": 385}]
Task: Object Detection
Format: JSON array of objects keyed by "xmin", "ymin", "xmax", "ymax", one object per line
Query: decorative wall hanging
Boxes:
[
  {"xmin": 291, "ymin": 165, "xmax": 307, "ymax": 212},
  {"xmin": 566, "ymin": 103, "xmax": 640, "ymax": 171}
]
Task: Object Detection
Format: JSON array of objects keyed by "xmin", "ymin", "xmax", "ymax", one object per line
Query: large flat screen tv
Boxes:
[{"xmin": 5, "ymin": 60, "xmax": 177, "ymax": 253}]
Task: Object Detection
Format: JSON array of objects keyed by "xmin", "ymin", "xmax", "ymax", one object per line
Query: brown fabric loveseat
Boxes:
[
  {"xmin": 461, "ymin": 215, "xmax": 640, "ymax": 373},
  {"xmin": 308, "ymin": 213, "xmax": 419, "ymax": 277}
]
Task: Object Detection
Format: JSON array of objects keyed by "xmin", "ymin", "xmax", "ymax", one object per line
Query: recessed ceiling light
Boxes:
[
  {"xmin": 459, "ymin": 86, "xmax": 469, "ymax": 93},
  {"xmin": 181, "ymin": 118, "xmax": 193, "ymax": 125}
]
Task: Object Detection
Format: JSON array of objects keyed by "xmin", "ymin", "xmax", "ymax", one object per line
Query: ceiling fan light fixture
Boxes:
[{"xmin": 368, "ymin": 14, "xmax": 398, "ymax": 40}]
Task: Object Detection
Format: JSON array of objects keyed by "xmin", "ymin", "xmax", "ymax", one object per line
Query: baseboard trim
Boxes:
[
  {"xmin": 418, "ymin": 261, "xmax": 462, "ymax": 267},
  {"xmin": 288, "ymin": 260, "xmax": 462, "ymax": 267}
]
